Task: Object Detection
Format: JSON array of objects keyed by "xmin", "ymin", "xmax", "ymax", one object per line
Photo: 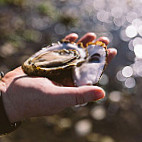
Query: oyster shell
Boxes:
[
  {"xmin": 73, "ymin": 41, "xmax": 107, "ymax": 86},
  {"xmin": 22, "ymin": 40, "xmax": 107, "ymax": 86}
]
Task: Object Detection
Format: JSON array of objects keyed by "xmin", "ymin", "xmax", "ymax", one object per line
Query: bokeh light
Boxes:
[
  {"xmin": 122, "ymin": 66, "xmax": 133, "ymax": 78},
  {"xmin": 57, "ymin": 118, "xmax": 72, "ymax": 129},
  {"xmin": 126, "ymin": 12, "xmax": 137, "ymax": 23},
  {"xmin": 125, "ymin": 25, "xmax": 137, "ymax": 38},
  {"xmin": 132, "ymin": 60, "xmax": 142, "ymax": 77},
  {"xmin": 138, "ymin": 25, "xmax": 142, "ymax": 36},
  {"xmin": 133, "ymin": 37, "xmax": 142, "ymax": 47},
  {"xmin": 99, "ymin": 74, "xmax": 109, "ymax": 85},
  {"xmin": 75, "ymin": 119, "xmax": 92, "ymax": 136},
  {"xmin": 128, "ymin": 40, "xmax": 134, "ymax": 51},
  {"xmin": 90, "ymin": 106, "xmax": 106, "ymax": 120},
  {"xmin": 124, "ymin": 77, "xmax": 136, "ymax": 88},
  {"xmin": 109, "ymin": 91, "xmax": 121, "ymax": 102},
  {"xmin": 134, "ymin": 44, "xmax": 142, "ymax": 58},
  {"xmin": 116, "ymin": 70, "xmax": 127, "ymax": 81}
]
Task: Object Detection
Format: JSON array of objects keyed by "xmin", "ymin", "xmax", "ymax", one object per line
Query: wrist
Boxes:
[
  {"xmin": 0, "ymin": 75, "xmax": 21, "ymax": 123},
  {"xmin": 0, "ymin": 72, "xmax": 21, "ymax": 135},
  {"xmin": 0, "ymin": 80, "xmax": 15, "ymax": 123}
]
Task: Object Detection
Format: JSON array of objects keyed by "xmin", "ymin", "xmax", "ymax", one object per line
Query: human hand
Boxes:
[{"xmin": 0, "ymin": 33, "xmax": 117, "ymax": 123}]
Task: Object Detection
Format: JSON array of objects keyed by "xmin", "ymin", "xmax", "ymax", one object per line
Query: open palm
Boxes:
[{"xmin": 0, "ymin": 33, "xmax": 117, "ymax": 123}]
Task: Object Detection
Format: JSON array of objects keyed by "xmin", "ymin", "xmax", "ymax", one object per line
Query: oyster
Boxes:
[
  {"xmin": 73, "ymin": 41, "xmax": 107, "ymax": 86},
  {"xmin": 22, "ymin": 40, "xmax": 107, "ymax": 86}
]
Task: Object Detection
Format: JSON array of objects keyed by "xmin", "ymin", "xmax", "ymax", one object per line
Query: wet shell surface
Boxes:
[{"xmin": 22, "ymin": 40, "xmax": 107, "ymax": 86}]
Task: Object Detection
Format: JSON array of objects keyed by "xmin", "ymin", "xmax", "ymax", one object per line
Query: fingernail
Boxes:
[
  {"xmin": 93, "ymin": 89, "xmax": 105, "ymax": 101},
  {"xmin": 109, "ymin": 48, "xmax": 117, "ymax": 54},
  {"xmin": 71, "ymin": 33, "xmax": 78, "ymax": 37},
  {"xmin": 88, "ymin": 32, "xmax": 96, "ymax": 36},
  {"xmin": 87, "ymin": 32, "xmax": 97, "ymax": 39},
  {"xmin": 98, "ymin": 37, "xmax": 109, "ymax": 45}
]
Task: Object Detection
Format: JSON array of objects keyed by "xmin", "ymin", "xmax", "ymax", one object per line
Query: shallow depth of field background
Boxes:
[{"xmin": 0, "ymin": 0, "xmax": 142, "ymax": 142}]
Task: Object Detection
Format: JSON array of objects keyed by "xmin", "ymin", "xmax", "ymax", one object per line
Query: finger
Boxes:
[
  {"xmin": 12, "ymin": 66, "xmax": 27, "ymax": 77},
  {"xmin": 97, "ymin": 36, "xmax": 110, "ymax": 45},
  {"xmin": 97, "ymin": 37, "xmax": 117, "ymax": 63},
  {"xmin": 63, "ymin": 33, "xmax": 78, "ymax": 42},
  {"xmin": 4, "ymin": 66, "xmax": 26, "ymax": 79},
  {"xmin": 77, "ymin": 32, "xmax": 96, "ymax": 47},
  {"xmin": 55, "ymin": 86, "xmax": 105, "ymax": 107},
  {"xmin": 107, "ymin": 48, "xmax": 117, "ymax": 63}
]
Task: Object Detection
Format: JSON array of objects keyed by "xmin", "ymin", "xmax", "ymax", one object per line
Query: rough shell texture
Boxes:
[{"xmin": 22, "ymin": 41, "xmax": 107, "ymax": 86}]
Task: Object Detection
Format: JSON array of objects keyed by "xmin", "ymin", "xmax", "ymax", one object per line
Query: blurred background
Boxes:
[{"xmin": 0, "ymin": 0, "xmax": 142, "ymax": 142}]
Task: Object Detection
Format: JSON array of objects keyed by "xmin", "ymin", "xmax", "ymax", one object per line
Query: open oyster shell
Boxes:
[
  {"xmin": 73, "ymin": 41, "xmax": 107, "ymax": 86},
  {"xmin": 22, "ymin": 40, "xmax": 107, "ymax": 86}
]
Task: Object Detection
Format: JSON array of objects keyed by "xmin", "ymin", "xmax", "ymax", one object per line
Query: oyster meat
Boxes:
[{"xmin": 22, "ymin": 40, "xmax": 107, "ymax": 86}]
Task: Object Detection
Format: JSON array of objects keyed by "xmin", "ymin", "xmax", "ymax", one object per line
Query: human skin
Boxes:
[{"xmin": 0, "ymin": 33, "xmax": 117, "ymax": 123}]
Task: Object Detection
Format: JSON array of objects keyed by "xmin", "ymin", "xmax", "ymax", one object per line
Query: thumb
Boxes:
[{"xmin": 55, "ymin": 86, "xmax": 105, "ymax": 107}]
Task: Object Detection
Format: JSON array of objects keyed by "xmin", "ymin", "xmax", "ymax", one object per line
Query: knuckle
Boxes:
[{"xmin": 75, "ymin": 93, "xmax": 85, "ymax": 105}]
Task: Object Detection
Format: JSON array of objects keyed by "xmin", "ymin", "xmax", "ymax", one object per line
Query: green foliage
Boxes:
[
  {"xmin": 59, "ymin": 15, "xmax": 78, "ymax": 27},
  {"xmin": 0, "ymin": 0, "xmax": 25, "ymax": 6},
  {"xmin": 37, "ymin": 2, "xmax": 57, "ymax": 19},
  {"xmin": 0, "ymin": 0, "xmax": 5, "ymax": 5},
  {"xmin": 23, "ymin": 30, "xmax": 41, "ymax": 42}
]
